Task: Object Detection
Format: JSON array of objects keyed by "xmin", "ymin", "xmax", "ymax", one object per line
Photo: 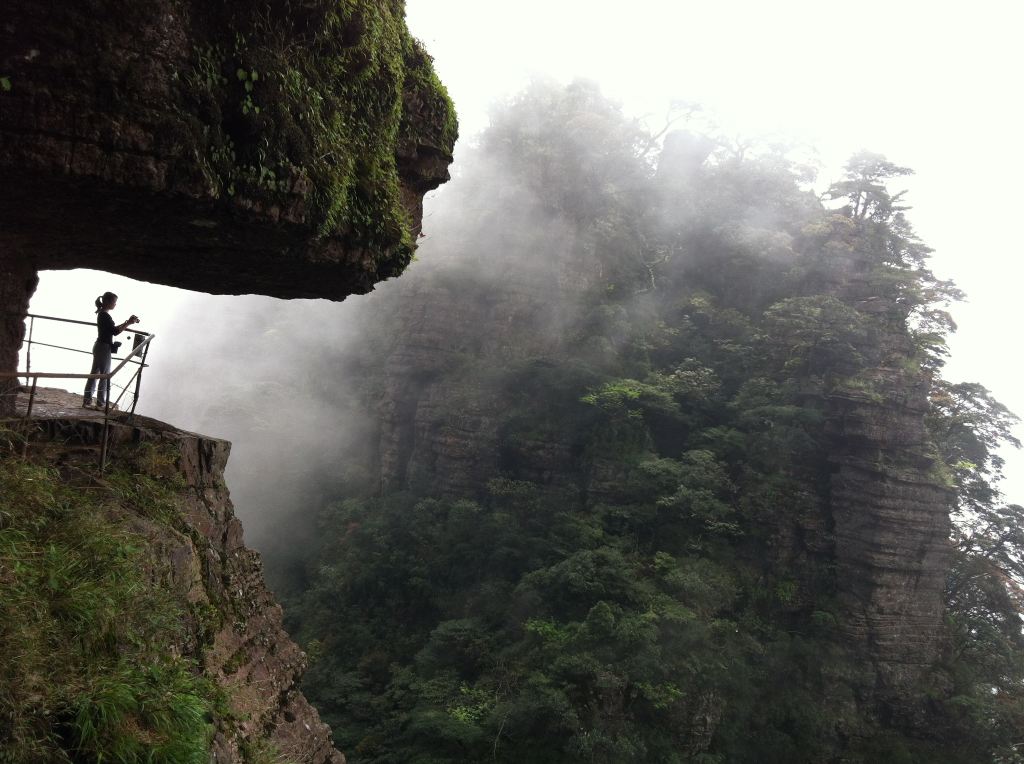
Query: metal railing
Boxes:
[{"xmin": 1, "ymin": 313, "xmax": 156, "ymax": 470}]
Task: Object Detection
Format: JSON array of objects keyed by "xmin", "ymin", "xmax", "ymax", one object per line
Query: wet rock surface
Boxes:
[
  {"xmin": 0, "ymin": 0, "xmax": 454, "ymax": 446},
  {"xmin": 375, "ymin": 267, "xmax": 577, "ymax": 497}
]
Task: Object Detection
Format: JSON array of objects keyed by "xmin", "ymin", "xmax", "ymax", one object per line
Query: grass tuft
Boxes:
[{"xmin": 0, "ymin": 453, "xmax": 218, "ymax": 762}]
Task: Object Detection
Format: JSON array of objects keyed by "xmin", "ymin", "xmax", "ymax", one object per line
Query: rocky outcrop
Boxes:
[
  {"xmin": 0, "ymin": 0, "xmax": 456, "ymax": 390},
  {"xmin": 0, "ymin": 0, "xmax": 455, "ymax": 299},
  {"xmin": 377, "ymin": 275, "xmax": 552, "ymax": 495},
  {"xmin": 0, "ymin": 4, "xmax": 456, "ymax": 753},
  {"xmin": 20, "ymin": 394, "xmax": 344, "ymax": 762},
  {"xmin": 371, "ymin": 223, "xmax": 956, "ymax": 730}
]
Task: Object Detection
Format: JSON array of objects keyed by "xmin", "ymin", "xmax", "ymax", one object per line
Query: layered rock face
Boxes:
[
  {"xmin": 375, "ymin": 214, "xmax": 585, "ymax": 496},
  {"xmin": 22, "ymin": 396, "xmax": 344, "ymax": 762},
  {"xmin": 0, "ymin": 3, "xmax": 455, "ymax": 755},
  {"xmin": 377, "ymin": 273, "xmax": 562, "ymax": 495},
  {"xmin": 0, "ymin": 0, "xmax": 456, "ymax": 403},
  {"xmin": 826, "ymin": 314, "xmax": 953, "ymax": 706}
]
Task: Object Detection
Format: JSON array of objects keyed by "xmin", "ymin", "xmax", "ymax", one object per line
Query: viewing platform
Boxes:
[
  {"xmin": 11, "ymin": 386, "xmax": 114, "ymax": 421},
  {"xmin": 1, "ymin": 313, "xmax": 157, "ymax": 466}
]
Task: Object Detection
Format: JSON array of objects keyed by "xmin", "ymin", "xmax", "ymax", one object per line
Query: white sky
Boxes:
[{"xmin": 25, "ymin": 0, "xmax": 1024, "ymax": 502}]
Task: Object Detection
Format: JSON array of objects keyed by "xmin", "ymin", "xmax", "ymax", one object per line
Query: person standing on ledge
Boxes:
[{"xmin": 83, "ymin": 292, "xmax": 138, "ymax": 410}]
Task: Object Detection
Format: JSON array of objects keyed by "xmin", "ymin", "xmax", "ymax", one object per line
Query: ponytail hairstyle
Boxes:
[{"xmin": 95, "ymin": 292, "xmax": 118, "ymax": 313}]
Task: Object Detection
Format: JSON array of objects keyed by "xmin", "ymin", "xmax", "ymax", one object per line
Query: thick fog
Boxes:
[{"xmin": 23, "ymin": 0, "xmax": 1024, "ymax": 556}]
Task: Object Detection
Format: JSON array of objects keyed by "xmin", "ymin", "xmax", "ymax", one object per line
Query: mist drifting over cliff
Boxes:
[
  {"xmin": 53, "ymin": 70, "xmax": 1014, "ymax": 584},
  {"xmin": 26, "ymin": 0, "xmax": 1024, "ymax": 535},
  {"xmin": 261, "ymin": 81, "xmax": 1023, "ymax": 760},
  {"xmin": 140, "ymin": 79, "xmax": 633, "ymax": 565}
]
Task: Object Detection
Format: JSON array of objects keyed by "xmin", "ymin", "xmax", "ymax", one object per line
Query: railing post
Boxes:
[
  {"xmin": 25, "ymin": 377, "xmax": 37, "ymax": 419},
  {"xmin": 128, "ymin": 338, "xmax": 150, "ymax": 421},
  {"xmin": 99, "ymin": 383, "xmax": 111, "ymax": 472},
  {"xmin": 97, "ymin": 370, "xmax": 114, "ymax": 471},
  {"xmin": 25, "ymin": 316, "xmax": 34, "ymax": 386},
  {"xmin": 21, "ymin": 377, "xmax": 37, "ymax": 458}
]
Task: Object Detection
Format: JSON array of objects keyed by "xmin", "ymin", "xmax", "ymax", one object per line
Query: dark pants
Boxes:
[{"xmin": 83, "ymin": 341, "xmax": 112, "ymax": 405}]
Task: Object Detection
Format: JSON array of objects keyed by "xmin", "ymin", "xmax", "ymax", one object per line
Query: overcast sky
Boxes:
[{"xmin": 27, "ymin": 0, "xmax": 1024, "ymax": 502}]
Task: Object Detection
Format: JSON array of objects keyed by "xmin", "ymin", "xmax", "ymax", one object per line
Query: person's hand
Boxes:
[{"xmin": 129, "ymin": 315, "xmax": 140, "ymax": 324}]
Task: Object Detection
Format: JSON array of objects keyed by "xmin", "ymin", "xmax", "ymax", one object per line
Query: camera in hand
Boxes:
[{"xmin": 112, "ymin": 341, "xmax": 122, "ymax": 353}]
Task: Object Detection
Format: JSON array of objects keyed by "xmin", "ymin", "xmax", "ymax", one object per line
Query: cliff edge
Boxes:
[{"xmin": 0, "ymin": 390, "xmax": 344, "ymax": 762}]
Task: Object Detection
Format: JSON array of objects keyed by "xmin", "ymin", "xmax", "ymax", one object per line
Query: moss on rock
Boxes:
[
  {"xmin": 0, "ymin": 0, "xmax": 457, "ymax": 299},
  {"xmin": 184, "ymin": 0, "xmax": 457, "ymax": 266}
]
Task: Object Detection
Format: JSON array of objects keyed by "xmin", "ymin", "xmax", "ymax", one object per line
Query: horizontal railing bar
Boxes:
[
  {"xmin": 0, "ymin": 333, "xmax": 156, "ymax": 380},
  {"xmin": 3, "ymin": 311, "xmax": 95, "ymax": 328},
  {"xmin": 0, "ymin": 372, "xmax": 103, "ymax": 379},
  {"xmin": 24, "ymin": 313, "xmax": 95, "ymax": 328},
  {"xmin": 23, "ymin": 339, "xmax": 146, "ymax": 363},
  {"xmin": 26, "ymin": 340, "xmax": 94, "ymax": 356},
  {"xmin": 14, "ymin": 312, "xmax": 152, "ymax": 336},
  {"xmin": 0, "ymin": 380, "xmax": 134, "ymax": 394}
]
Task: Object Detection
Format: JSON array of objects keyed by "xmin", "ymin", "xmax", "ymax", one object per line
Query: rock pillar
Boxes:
[{"xmin": 0, "ymin": 256, "xmax": 37, "ymax": 416}]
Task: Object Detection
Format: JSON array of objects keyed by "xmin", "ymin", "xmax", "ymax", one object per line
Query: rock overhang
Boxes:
[{"xmin": 0, "ymin": 0, "xmax": 457, "ymax": 299}]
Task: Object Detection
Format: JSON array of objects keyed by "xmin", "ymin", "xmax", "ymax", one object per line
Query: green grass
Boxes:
[{"xmin": 0, "ymin": 453, "xmax": 217, "ymax": 763}]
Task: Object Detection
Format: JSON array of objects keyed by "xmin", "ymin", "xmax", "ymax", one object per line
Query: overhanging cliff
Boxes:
[
  {"xmin": 0, "ymin": 0, "xmax": 455, "ymax": 298},
  {"xmin": 0, "ymin": 0, "xmax": 456, "ymax": 416},
  {"xmin": 0, "ymin": 4, "xmax": 455, "ymax": 758}
]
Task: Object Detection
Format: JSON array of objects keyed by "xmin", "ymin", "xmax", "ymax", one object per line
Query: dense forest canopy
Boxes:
[{"xmin": 152, "ymin": 81, "xmax": 1024, "ymax": 762}]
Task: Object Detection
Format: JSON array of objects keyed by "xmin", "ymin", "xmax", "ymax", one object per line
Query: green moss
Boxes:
[
  {"xmin": 927, "ymin": 456, "xmax": 956, "ymax": 489},
  {"xmin": 125, "ymin": 440, "xmax": 185, "ymax": 484},
  {"xmin": 400, "ymin": 37, "xmax": 459, "ymax": 149},
  {"xmin": 183, "ymin": 0, "xmax": 457, "ymax": 275},
  {"xmin": 240, "ymin": 738, "xmax": 291, "ymax": 764},
  {"xmin": 0, "ymin": 456, "xmax": 217, "ymax": 761}
]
